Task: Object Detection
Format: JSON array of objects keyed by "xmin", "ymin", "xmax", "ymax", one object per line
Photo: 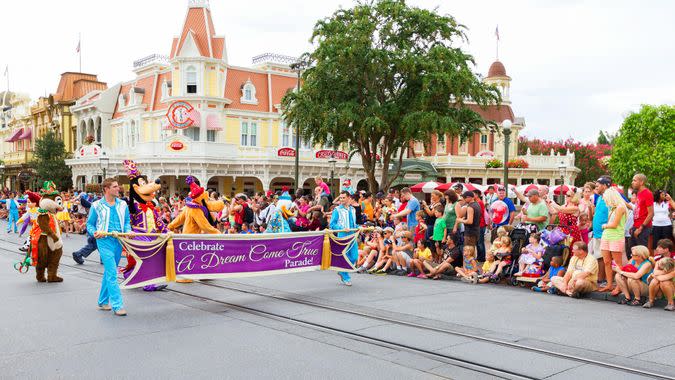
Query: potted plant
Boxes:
[
  {"xmin": 485, "ymin": 158, "xmax": 503, "ymax": 168},
  {"xmin": 506, "ymin": 158, "xmax": 530, "ymax": 168},
  {"xmin": 84, "ymin": 135, "xmax": 95, "ymax": 145}
]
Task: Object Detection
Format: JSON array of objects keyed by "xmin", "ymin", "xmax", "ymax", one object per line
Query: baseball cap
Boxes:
[
  {"xmin": 596, "ymin": 176, "xmax": 611, "ymax": 186},
  {"xmin": 497, "ymin": 186, "xmax": 506, "ymax": 192},
  {"xmin": 526, "ymin": 189, "xmax": 540, "ymax": 197},
  {"xmin": 452, "ymin": 183, "xmax": 464, "ymax": 190}
]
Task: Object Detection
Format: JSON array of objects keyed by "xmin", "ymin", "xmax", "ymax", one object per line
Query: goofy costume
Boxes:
[
  {"xmin": 87, "ymin": 197, "xmax": 131, "ymax": 313},
  {"xmin": 329, "ymin": 203, "xmax": 358, "ymax": 285}
]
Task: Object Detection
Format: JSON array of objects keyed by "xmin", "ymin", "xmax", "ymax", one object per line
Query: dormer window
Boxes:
[
  {"xmin": 161, "ymin": 80, "xmax": 172, "ymax": 99},
  {"xmin": 186, "ymin": 66, "xmax": 197, "ymax": 94},
  {"xmin": 240, "ymin": 79, "xmax": 258, "ymax": 105},
  {"xmin": 118, "ymin": 94, "xmax": 126, "ymax": 108}
]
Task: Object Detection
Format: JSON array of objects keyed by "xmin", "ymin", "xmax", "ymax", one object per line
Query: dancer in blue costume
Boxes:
[
  {"xmin": 330, "ymin": 191, "xmax": 358, "ymax": 286},
  {"xmin": 265, "ymin": 192, "xmax": 293, "ymax": 233},
  {"xmin": 2, "ymin": 192, "xmax": 24, "ymax": 233}
]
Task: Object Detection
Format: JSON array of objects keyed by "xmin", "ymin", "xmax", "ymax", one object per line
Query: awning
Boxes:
[
  {"xmin": 18, "ymin": 127, "xmax": 32, "ymax": 140},
  {"xmin": 163, "ymin": 108, "xmax": 201, "ymax": 129},
  {"xmin": 206, "ymin": 114, "xmax": 223, "ymax": 131},
  {"xmin": 4, "ymin": 128, "xmax": 22, "ymax": 142}
]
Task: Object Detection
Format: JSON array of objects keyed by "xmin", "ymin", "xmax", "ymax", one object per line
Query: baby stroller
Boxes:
[
  {"xmin": 541, "ymin": 225, "xmax": 570, "ymax": 272},
  {"xmin": 507, "ymin": 224, "xmax": 533, "ymax": 286}
]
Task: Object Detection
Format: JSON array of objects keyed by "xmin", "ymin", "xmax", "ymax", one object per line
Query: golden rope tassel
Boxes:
[
  {"xmin": 321, "ymin": 232, "xmax": 331, "ymax": 270},
  {"xmin": 165, "ymin": 234, "xmax": 176, "ymax": 282}
]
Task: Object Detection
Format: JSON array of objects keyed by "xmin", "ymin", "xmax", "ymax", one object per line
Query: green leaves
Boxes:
[
  {"xmin": 31, "ymin": 130, "xmax": 73, "ymax": 190},
  {"xmin": 282, "ymin": 0, "xmax": 500, "ymax": 191},
  {"xmin": 609, "ymin": 105, "xmax": 675, "ymax": 191}
]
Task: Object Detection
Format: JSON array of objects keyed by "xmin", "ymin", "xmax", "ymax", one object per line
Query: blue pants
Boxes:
[
  {"xmin": 7, "ymin": 211, "xmax": 18, "ymax": 233},
  {"xmin": 338, "ymin": 232, "xmax": 358, "ymax": 283},
  {"xmin": 98, "ymin": 238, "xmax": 124, "ymax": 311},
  {"xmin": 75, "ymin": 235, "xmax": 98, "ymax": 258},
  {"xmin": 477, "ymin": 226, "xmax": 486, "ymax": 262}
]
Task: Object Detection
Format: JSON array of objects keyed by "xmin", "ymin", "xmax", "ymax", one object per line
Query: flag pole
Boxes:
[
  {"xmin": 495, "ymin": 25, "xmax": 499, "ymax": 60},
  {"xmin": 79, "ymin": 33, "xmax": 82, "ymax": 73}
]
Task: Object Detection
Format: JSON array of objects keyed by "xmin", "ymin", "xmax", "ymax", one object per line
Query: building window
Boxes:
[
  {"xmin": 480, "ymin": 134, "xmax": 488, "ymax": 151},
  {"xmin": 459, "ymin": 140, "xmax": 468, "ymax": 155},
  {"xmin": 241, "ymin": 121, "xmax": 257, "ymax": 146},
  {"xmin": 241, "ymin": 122, "xmax": 248, "ymax": 146},
  {"xmin": 437, "ymin": 134, "xmax": 446, "ymax": 154},
  {"xmin": 116, "ymin": 126, "xmax": 123, "ymax": 147},
  {"xmin": 186, "ymin": 66, "xmax": 197, "ymax": 94},
  {"xmin": 207, "ymin": 130, "xmax": 216, "ymax": 142},
  {"xmin": 184, "ymin": 127, "xmax": 200, "ymax": 141},
  {"xmin": 281, "ymin": 120, "xmax": 296, "ymax": 148},
  {"xmin": 129, "ymin": 121, "xmax": 139, "ymax": 147},
  {"xmin": 414, "ymin": 141, "xmax": 424, "ymax": 154},
  {"xmin": 249, "ymin": 122, "xmax": 257, "ymax": 146},
  {"xmin": 161, "ymin": 80, "xmax": 172, "ymax": 99},
  {"xmin": 240, "ymin": 79, "xmax": 258, "ymax": 105}
]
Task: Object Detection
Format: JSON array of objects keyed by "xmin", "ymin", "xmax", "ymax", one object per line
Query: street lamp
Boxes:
[
  {"xmin": 558, "ymin": 161, "xmax": 566, "ymax": 204},
  {"xmin": 289, "ymin": 60, "xmax": 306, "ymax": 192},
  {"xmin": 0, "ymin": 164, "xmax": 5, "ymax": 191},
  {"xmin": 328, "ymin": 153, "xmax": 337, "ymax": 196},
  {"xmin": 99, "ymin": 154, "xmax": 110, "ymax": 183},
  {"xmin": 502, "ymin": 119, "xmax": 512, "ymax": 196}
]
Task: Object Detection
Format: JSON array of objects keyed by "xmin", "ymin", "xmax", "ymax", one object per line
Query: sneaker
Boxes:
[
  {"xmin": 340, "ymin": 278, "xmax": 352, "ymax": 286},
  {"xmin": 416, "ymin": 274, "xmax": 428, "ymax": 279},
  {"xmin": 460, "ymin": 276, "xmax": 471, "ymax": 283},
  {"xmin": 617, "ymin": 296, "xmax": 628, "ymax": 305},
  {"xmin": 665, "ymin": 304, "xmax": 675, "ymax": 312},
  {"xmin": 114, "ymin": 309, "xmax": 128, "ymax": 316},
  {"xmin": 532, "ymin": 286, "xmax": 543, "ymax": 292},
  {"xmin": 407, "ymin": 272, "xmax": 417, "ymax": 277},
  {"xmin": 72, "ymin": 253, "xmax": 84, "ymax": 265},
  {"xmin": 547, "ymin": 288, "xmax": 558, "ymax": 295},
  {"xmin": 356, "ymin": 266, "xmax": 367, "ymax": 274},
  {"xmin": 469, "ymin": 273, "xmax": 479, "ymax": 284},
  {"xmin": 642, "ymin": 301, "xmax": 653, "ymax": 309},
  {"xmin": 97, "ymin": 304, "xmax": 112, "ymax": 311}
]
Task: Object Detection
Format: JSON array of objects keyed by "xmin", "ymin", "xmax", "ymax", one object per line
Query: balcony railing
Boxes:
[{"xmin": 133, "ymin": 54, "xmax": 169, "ymax": 69}]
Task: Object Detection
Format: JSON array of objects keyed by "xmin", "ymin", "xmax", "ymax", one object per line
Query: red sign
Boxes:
[
  {"xmin": 277, "ymin": 148, "xmax": 296, "ymax": 157},
  {"xmin": 315, "ymin": 150, "xmax": 348, "ymax": 160},
  {"xmin": 166, "ymin": 101, "xmax": 195, "ymax": 129},
  {"xmin": 169, "ymin": 140, "xmax": 185, "ymax": 151}
]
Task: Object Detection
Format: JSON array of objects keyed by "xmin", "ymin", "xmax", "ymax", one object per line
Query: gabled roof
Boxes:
[
  {"xmin": 53, "ymin": 72, "xmax": 107, "ymax": 102},
  {"xmin": 464, "ymin": 103, "xmax": 515, "ymax": 123},
  {"xmin": 170, "ymin": 5, "xmax": 225, "ymax": 59}
]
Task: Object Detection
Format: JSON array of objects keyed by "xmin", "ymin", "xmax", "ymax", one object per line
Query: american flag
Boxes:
[
  {"xmin": 495, "ymin": 25, "xmax": 500, "ymax": 41},
  {"xmin": 76, "ymin": 38, "xmax": 80, "ymax": 53}
]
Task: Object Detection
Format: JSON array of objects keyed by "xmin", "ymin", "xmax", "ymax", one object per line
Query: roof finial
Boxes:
[{"xmin": 188, "ymin": 0, "xmax": 209, "ymax": 9}]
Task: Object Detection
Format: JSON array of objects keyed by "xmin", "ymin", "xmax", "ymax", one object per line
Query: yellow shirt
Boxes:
[
  {"xmin": 568, "ymin": 254, "xmax": 598, "ymax": 285},
  {"xmin": 417, "ymin": 247, "xmax": 432, "ymax": 261},
  {"xmin": 482, "ymin": 260, "xmax": 497, "ymax": 273}
]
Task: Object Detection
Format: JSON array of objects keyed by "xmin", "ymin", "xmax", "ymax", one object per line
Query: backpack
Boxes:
[
  {"xmin": 542, "ymin": 244, "xmax": 567, "ymax": 271},
  {"xmin": 243, "ymin": 205, "xmax": 254, "ymax": 224}
]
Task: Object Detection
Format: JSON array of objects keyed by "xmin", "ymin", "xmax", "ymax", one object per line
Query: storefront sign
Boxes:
[
  {"xmin": 277, "ymin": 148, "xmax": 296, "ymax": 157},
  {"xmin": 168, "ymin": 140, "xmax": 186, "ymax": 151},
  {"xmin": 116, "ymin": 231, "xmax": 358, "ymax": 289},
  {"xmin": 166, "ymin": 101, "xmax": 195, "ymax": 129},
  {"xmin": 404, "ymin": 173, "xmax": 422, "ymax": 180},
  {"xmin": 315, "ymin": 150, "xmax": 348, "ymax": 160}
]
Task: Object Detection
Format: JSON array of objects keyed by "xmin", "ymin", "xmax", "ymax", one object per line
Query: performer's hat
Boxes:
[
  {"xmin": 40, "ymin": 181, "xmax": 59, "ymax": 196},
  {"xmin": 26, "ymin": 191, "xmax": 41, "ymax": 204},
  {"xmin": 186, "ymin": 176, "xmax": 204, "ymax": 199},
  {"xmin": 123, "ymin": 159, "xmax": 142, "ymax": 179}
]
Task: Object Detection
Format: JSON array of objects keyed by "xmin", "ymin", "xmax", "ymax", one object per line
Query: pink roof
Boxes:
[
  {"xmin": 224, "ymin": 68, "xmax": 269, "ymax": 112},
  {"xmin": 4, "ymin": 128, "xmax": 23, "ymax": 142},
  {"xmin": 170, "ymin": 6, "xmax": 222, "ymax": 59},
  {"xmin": 18, "ymin": 127, "xmax": 32, "ymax": 140},
  {"xmin": 206, "ymin": 113, "xmax": 222, "ymax": 130}
]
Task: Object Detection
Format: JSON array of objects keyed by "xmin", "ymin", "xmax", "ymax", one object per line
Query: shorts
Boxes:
[
  {"xmin": 589, "ymin": 238, "xmax": 602, "ymax": 259},
  {"xmin": 399, "ymin": 251, "xmax": 412, "ymax": 266},
  {"xmin": 464, "ymin": 233, "xmax": 478, "ymax": 247},
  {"xmin": 600, "ymin": 238, "xmax": 624, "ymax": 252}
]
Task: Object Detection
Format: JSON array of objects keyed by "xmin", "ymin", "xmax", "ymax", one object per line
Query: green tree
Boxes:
[
  {"xmin": 609, "ymin": 105, "xmax": 675, "ymax": 191},
  {"xmin": 597, "ymin": 130, "xmax": 616, "ymax": 145},
  {"xmin": 282, "ymin": 0, "xmax": 500, "ymax": 192},
  {"xmin": 31, "ymin": 130, "xmax": 73, "ymax": 190}
]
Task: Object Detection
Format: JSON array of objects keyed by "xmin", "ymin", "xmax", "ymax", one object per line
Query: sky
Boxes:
[{"xmin": 1, "ymin": 0, "xmax": 674, "ymax": 142}]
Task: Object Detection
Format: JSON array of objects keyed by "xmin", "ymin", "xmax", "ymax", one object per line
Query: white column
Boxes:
[{"xmin": 199, "ymin": 103, "xmax": 207, "ymax": 141}]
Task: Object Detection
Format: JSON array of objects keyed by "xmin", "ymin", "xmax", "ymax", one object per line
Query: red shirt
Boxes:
[
  {"xmin": 414, "ymin": 225, "xmax": 424, "ymax": 244},
  {"xmin": 234, "ymin": 204, "xmax": 247, "ymax": 225},
  {"xmin": 477, "ymin": 199, "xmax": 487, "ymax": 228},
  {"xmin": 634, "ymin": 188, "xmax": 654, "ymax": 228},
  {"xmin": 398, "ymin": 201, "xmax": 408, "ymax": 223}
]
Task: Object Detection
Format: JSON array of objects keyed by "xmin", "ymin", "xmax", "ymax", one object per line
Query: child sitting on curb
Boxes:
[
  {"xmin": 516, "ymin": 232, "xmax": 544, "ymax": 276},
  {"xmin": 455, "ymin": 245, "xmax": 479, "ymax": 284},
  {"xmin": 643, "ymin": 257, "xmax": 675, "ymax": 311},
  {"xmin": 479, "ymin": 252, "xmax": 499, "ymax": 283},
  {"xmin": 532, "ymin": 256, "xmax": 566, "ymax": 293},
  {"xmin": 409, "ymin": 239, "xmax": 432, "ymax": 278}
]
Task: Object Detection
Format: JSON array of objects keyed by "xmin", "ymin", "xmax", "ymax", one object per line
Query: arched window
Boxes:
[
  {"xmin": 130, "ymin": 120, "xmax": 137, "ymax": 147},
  {"xmin": 95, "ymin": 117, "xmax": 102, "ymax": 144},
  {"xmin": 87, "ymin": 119, "xmax": 94, "ymax": 141},
  {"xmin": 186, "ymin": 66, "xmax": 197, "ymax": 94},
  {"xmin": 240, "ymin": 79, "xmax": 258, "ymax": 105},
  {"xmin": 79, "ymin": 121, "xmax": 87, "ymax": 146}
]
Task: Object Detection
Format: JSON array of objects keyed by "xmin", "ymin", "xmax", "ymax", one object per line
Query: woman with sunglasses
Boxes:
[{"xmin": 549, "ymin": 190, "xmax": 582, "ymax": 244}]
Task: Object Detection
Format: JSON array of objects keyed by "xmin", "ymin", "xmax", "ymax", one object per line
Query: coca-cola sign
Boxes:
[
  {"xmin": 315, "ymin": 150, "xmax": 347, "ymax": 160},
  {"xmin": 169, "ymin": 140, "xmax": 186, "ymax": 151},
  {"xmin": 277, "ymin": 148, "xmax": 296, "ymax": 157}
]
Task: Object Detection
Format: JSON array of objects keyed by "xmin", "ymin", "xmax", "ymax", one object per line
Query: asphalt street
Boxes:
[{"xmin": 1, "ymin": 221, "xmax": 674, "ymax": 380}]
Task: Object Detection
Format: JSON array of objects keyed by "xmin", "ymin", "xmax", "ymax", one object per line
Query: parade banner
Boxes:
[{"xmin": 115, "ymin": 230, "xmax": 359, "ymax": 289}]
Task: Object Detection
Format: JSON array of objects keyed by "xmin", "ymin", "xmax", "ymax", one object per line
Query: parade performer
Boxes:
[
  {"xmin": 87, "ymin": 178, "xmax": 131, "ymax": 316},
  {"xmin": 18, "ymin": 192, "xmax": 40, "ymax": 253},
  {"xmin": 342, "ymin": 179, "xmax": 355, "ymax": 195},
  {"xmin": 167, "ymin": 176, "xmax": 224, "ymax": 234},
  {"xmin": 121, "ymin": 159, "xmax": 168, "ymax": 291},
  {"xmin": 330, "ymin": 190, "xmax": 359, "ymax": 286},
  {"xmin": 31, "ymin": 182, "xmax": 65, "ymax": 283},
  {"xmin": 2, "ymin": 192, "xmax": 22, "ymax": 233}
]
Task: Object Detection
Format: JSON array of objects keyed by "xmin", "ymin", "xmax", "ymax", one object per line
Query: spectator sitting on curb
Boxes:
[{"xmin": 551, "ymin": 241, "xmax": 598, "ymax": 298}]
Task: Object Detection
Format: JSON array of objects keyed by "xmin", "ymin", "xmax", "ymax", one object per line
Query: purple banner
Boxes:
[{"xmin": 120, "ymin": 231, "xmax": 357, "ymax": 289}]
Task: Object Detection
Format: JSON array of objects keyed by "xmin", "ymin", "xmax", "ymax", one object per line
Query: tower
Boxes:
[{"xmin": 484, "ymin": 60, "xmax": 511, "ymax": 104}]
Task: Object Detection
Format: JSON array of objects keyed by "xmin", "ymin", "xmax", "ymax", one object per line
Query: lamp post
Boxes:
[
  {"xmin": 328, "ymin": 153, "xmax": 337, "ymax": 196},
  {"xmin": 0, "ymin": 164, "xmax": 5, "ymax": 191},
  {"xmin": 99, "ymin": 154, "xmax": 110, "ymax": 183},
  {"xmin": 502, "ymin": 119, "xmax": 512, "ymax": 196},
  {"xmin": 289, "ymin": 60, "xmax": 306, "ymax": 192},
  {"xmin": 558, "ymin": 161, "xmax": 566, "ymax": 205}
]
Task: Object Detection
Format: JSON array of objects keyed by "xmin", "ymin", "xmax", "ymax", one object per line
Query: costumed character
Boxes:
[
  {"xmin": 329, "ymin": 191, "xmax": 359, "ymax": 286},
  {"xmin": 122, "ymin": 160, "xmax": 168, "ymax": 291},
  {"xmin": 167, "ymin": 176, "xmax": 224, "ymax": 283},
  {"xmin": 32, "ymin": 182, "xmax": 65, "ymax": 283},
  {"xmin": 342, "ymin": 179, "xmax": 355, "ymax": 195},
  {"xmin": 167, "ymin": 176, "xmax": 224, "ymax": 234},
  {"xmin": 265, "ymin": 193, "xmax": 293, "ymax": 233},
  {"xmin": 18, "ymin": 192, "xmax": 40, "ymax": 253}
]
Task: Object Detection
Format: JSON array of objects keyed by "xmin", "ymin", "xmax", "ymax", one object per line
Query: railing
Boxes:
[
  {"xmin": 252, "ymin": 53, "xmax": 299, "ymax": 66},
  {"xmin": 133, "ymin": 54, "xmax": 169, "ymax": 69},
  {"xmin": 431, "ymin": 152, "xmax": 576, "ymax": 170},
  {"xmin": 3, "ymin": 151, "xmax": 32, "ymax": 165}
]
